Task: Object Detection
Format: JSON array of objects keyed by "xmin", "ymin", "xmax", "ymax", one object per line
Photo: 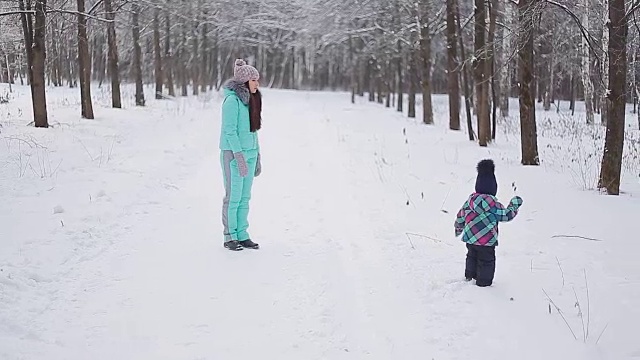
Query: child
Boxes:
[{"xmin": 454, "ymin": 159, "xmax": 523, "ymax": 287}]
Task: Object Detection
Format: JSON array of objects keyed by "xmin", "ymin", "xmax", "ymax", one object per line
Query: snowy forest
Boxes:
[
  {"xmin": 0, "ymin": 0, "xmax": 638, "ymax": 195},
  {"xmin": 3, "ymin": 2, "xmax": 640, "ymax": 358}
]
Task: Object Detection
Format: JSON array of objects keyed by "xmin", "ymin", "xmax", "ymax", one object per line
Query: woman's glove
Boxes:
[{"xmin": 234, "ymin": 152, "xmax": 248, "ymax": 177}]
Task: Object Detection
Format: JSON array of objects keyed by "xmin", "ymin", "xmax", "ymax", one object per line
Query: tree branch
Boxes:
[
  {"xmin": 551, "ymin": 234, "xmax": 604, "ymax": 242},
  {"xmin": 625, "ymin": 0, "xmax": 640, "ymax": 22},
  {"xmin": 0, "ymin": 10, "xmax": 36, "ymax": 17},
  {"xmin": 543, "ymin": 0, "xmax": 602, "ymax": 65},
  {"xmin": 88, "ymin": 0, "xmax": 105, "ymax": 16},
  {"xmin": 46, "ymin": 9, "xmax": 113, "ymax": 23}
]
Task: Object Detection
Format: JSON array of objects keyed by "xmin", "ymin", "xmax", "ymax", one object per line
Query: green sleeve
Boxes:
[{"xmin": 222, "ymin": 97, "xmax": 242, "ymax": 153}]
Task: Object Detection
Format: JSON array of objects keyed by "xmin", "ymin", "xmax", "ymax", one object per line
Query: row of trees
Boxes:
[{"xmin": 0, "ymin": 0, "xmax": 637, "ymax": 195}]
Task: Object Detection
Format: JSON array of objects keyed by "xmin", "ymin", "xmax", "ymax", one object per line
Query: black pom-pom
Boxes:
[{"xmin": 476, "ymin": 159, "xmax": 495, "ymax": 175}]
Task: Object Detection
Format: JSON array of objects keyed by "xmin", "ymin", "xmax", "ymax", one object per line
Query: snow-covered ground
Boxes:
[{"xmin": 1, "ymin": 83, "xmax": 639, "ymax": 359}]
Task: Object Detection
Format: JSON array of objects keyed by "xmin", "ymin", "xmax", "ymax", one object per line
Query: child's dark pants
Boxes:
[{"xmin": 465, "ymin": 243, "xmax": 496, "ymax": 287}]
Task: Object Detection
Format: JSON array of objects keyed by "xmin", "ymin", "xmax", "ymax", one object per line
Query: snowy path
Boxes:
[{"xmin": 2, "ymin": 87, "xmax": 639, "ymax": 359}]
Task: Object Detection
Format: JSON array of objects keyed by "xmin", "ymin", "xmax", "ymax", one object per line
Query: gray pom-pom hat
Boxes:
[{"xmin": 233, "ymin": 59, "xmax": 260, "ymax": 83}]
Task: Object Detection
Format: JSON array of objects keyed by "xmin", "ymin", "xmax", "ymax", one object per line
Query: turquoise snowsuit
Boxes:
[{"xmin": 219, "ymin": 83, "xmax": 259, "ymax": 242}]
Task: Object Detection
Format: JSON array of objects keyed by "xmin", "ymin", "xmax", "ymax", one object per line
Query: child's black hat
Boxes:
[{"xmin": 475, "ymin": 159, "xmax": 497, "ymax": 196}]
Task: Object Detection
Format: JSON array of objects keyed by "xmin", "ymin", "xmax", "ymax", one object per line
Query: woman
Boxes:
[{"xmin": 220, "ymin": 59, "xmax": 262, "ymax": 251}]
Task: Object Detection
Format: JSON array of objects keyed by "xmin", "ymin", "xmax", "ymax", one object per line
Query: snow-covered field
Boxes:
[{"xmin": 1, "ymin": 83, "xmax": 639, "ymax": 359}]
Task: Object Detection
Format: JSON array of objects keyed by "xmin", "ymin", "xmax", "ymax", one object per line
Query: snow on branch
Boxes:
[
  {"xmin": 46, "ymin": 9, "xmax": 113, "ymax": 23},
  {"xmin": 543, "ymin": 0, "xmax": 602, "ymax": 64}
]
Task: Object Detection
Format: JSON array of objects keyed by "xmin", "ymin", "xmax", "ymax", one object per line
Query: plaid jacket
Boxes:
[{"xmin": 454, "ymin": 193, "xmax": 523, "ymax": 246}]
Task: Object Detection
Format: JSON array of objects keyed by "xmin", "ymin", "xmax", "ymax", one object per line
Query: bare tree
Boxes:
[
  {"xmin": 200, "ymin": 5, "xmax": 209, "ymax": 93},
  {"xmin": 598, "ymin": 0, "xmax": 627, "ymax": 195},
  {"xmin": 582, "ymin": 0, "xmax": 595, "ymax": 124},
  {"xmin": 635, "ymin": 44, "xmax": 640, "ymax": 129},
  {"xmin": 446, "ymin": 0, "xmax": 460, "ymax": 130},
  {"xmin": 104, "ymin": 0, "xmax": 121, "ymax": 108},
  {"xmin": 475, "ymin": 0, "xmax": 491, "ymax": 146},
  {"xmin": 488, "ymin": 0, "xmax": 498, "ymax": 139},
  {"xmin": 499, "ymin": 0, "xmax": 513, "ymax": 118},
  {"xmin": 518, "ymin": 0, "xmax": 540, "ymax": 165},
  {"xmin": 408, "ymin": 54, "xmax": 416, "ymax": 118},
  {"xmin": 164, "ymin": 5, "xmax": 175, "ymax": 97},
  {"xmin": 132, "ymin": 1, "xmax": 145, "ymax": 106},
  {"xmin": 600, "ymin": 0, "xmax": 609, "ymax": 126},
  {"xmin": 153, "ymin": 6, "xmax": 163, "ymax": 99},
  {"xmin": 77, "ymin": 0, "xmax": 94, "ymax": 119},
  {"xmin": 18, "ymin": 0, "xmax": 48, "ymax": 128},
  {"xmin": 542, "ymin": 21, "xmax": 556, "ymax": 112},
  {"xmin": 419, "ymin": 0, "xmax": 433, "ymax": 125},
  {"xmin": 455, "ymin": 0, "xmax": 474, "ymax": 140}
]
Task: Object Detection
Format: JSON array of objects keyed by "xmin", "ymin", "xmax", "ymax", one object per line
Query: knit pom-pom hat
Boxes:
[{"xmin": 233, "ymin": 59, "xmax": 260, "ymax": 83}]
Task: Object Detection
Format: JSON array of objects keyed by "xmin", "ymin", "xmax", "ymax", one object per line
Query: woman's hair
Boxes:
[{"xmin": 247, "ymin": 83, "xmax": 262, "ymax": 132}]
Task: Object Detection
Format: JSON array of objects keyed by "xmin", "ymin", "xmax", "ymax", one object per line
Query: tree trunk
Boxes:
[
  {"xmin": 419, "ymin": 2, "xmax": 434, "ymax": 125},
  {"xmin": 32, "ymin": 0, "xmax": 48, "ymax": 127},
  {"xmin": 491, "ymin": 62, "xmax": 497, "ymax": 139},
  {"xmin": 377, "ymin": 74, "xmax": 383, "ymax": 103},
  {"xmin": 385, "ymin": 61, "xmax": 391, "ymax": 108},
  {"xmin": 1, "ymin": 50, "xmax": 7, "ymax": 83},
  {"xmin": 543, "ymin": 23, "xmax": 555, "ymax": 111},
  {"xmin": 474, "ymin": 0, "xmax": 490, "ymax": 146},
  {"xmin": 50, "ymin": 19, "xmax": 61, "ymax": 87},
  {"xmin": 10, "ymin": 52, "xmax": 14, "ymax": 85},
  {"xmin": 164, "ymin": 8, "xmax": 175, "ymax": 97},
  {"xmin": 19, "ymin": 0, "xmax": 48, "ymax": 128},
  {"xmin": 191, "ymin": 20, "xmax": 199, "ymax": 96},
  {"xmin": 446, "ymin": 0, "xmax": 460, "ymax": 129},
  {"xmin": 2, "ymin": 52, "xmax": 10, "ymax": 90},
  {"xmin": 19, "ymin": 0, "xmax": 34, "ymax": 86},
  {"xmin": 93, "ymin": 34, "xmax": 105, "ymax": 87},
  {"xmin": 181, "ymin": 8, "xmax": 188, "ymax": 97},
  {"xmin": 600, "ymin": 0, "xmax": 610, "ymax": 126},
  {"xmin": 132, "ymin": 2, "xmax": 145, "ymax": 106},
  {"xmin": 408, "ymin": 52, "xmax": 416, "ymax": 118},
  {"xmin": 397, "ymin": 43, "xmax": 403, "ymax": 113},
  {"xmin": 349, "ymin": 35, "xmax": 356, "ymax": 104},
  {"xmin": 420, "ymin": 48, "xmax": 434, "ymax": 125},
  {"xmin": 598, "ymin": 0, "xmax": 627, "ymax": 195},
  {"xmin": 76, "ymin": 0, "xmax": 94, "ymax": 119},
  {"xmin": 636, "ymin": 45, "xmax": 640, "ymax": 129},
  {"xmin": 19, "ymin": 60, "xmax": 24, "ymax": 85},
  {"xmin": 582, "ymin": 0, "xmax": 595, "ymax": 124},
  {"xmin": 211, "ymin": 30, "xmax": 219, "ymax": 90},
  {"xmin": 153, "ymin": 7, "xmax": 163, "ymax": 99},
  {"xmin": 200, "ymin": 9, "xmax": 208, "ymax": 93},
  {"xmin": 104, "ymin": 0, "xmax": 121, "ymax": 108},
  {"xmin": 454, "ymin": 0, "xmax": 474, "ymax": 140},
  {"xmin": 357, "ymin": 53, "xmax": 364, "ymax": 96},
  {"xmin": 518, "ymin": 0, "xmax": 540, "ymax": 165},
  {"xmin": 570, "ymin": 72, "xmax": 576, "ymax": 115},
  {"xmin": 368, "ymin": 58, "xmax": 376, "ymax": 102},
  {"xmin": 66, "ymin": 38, "xmax": 75, "ymax": 88},
  {"xmin": 546, "ymin": 44, "xmax": 556, "ymax": 111},
  {"xmin": 488, "ymin": 0, "xmax": 498, "ymax": 139},
  {"xmin": 499, "ymin": 1, "xmax": 512, "ymax": 117}
]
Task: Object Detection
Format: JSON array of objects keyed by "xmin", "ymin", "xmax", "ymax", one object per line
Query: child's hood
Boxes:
[{"xmin": 467, "ymin": 193, "xmax": 500, "ymax": 214}]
